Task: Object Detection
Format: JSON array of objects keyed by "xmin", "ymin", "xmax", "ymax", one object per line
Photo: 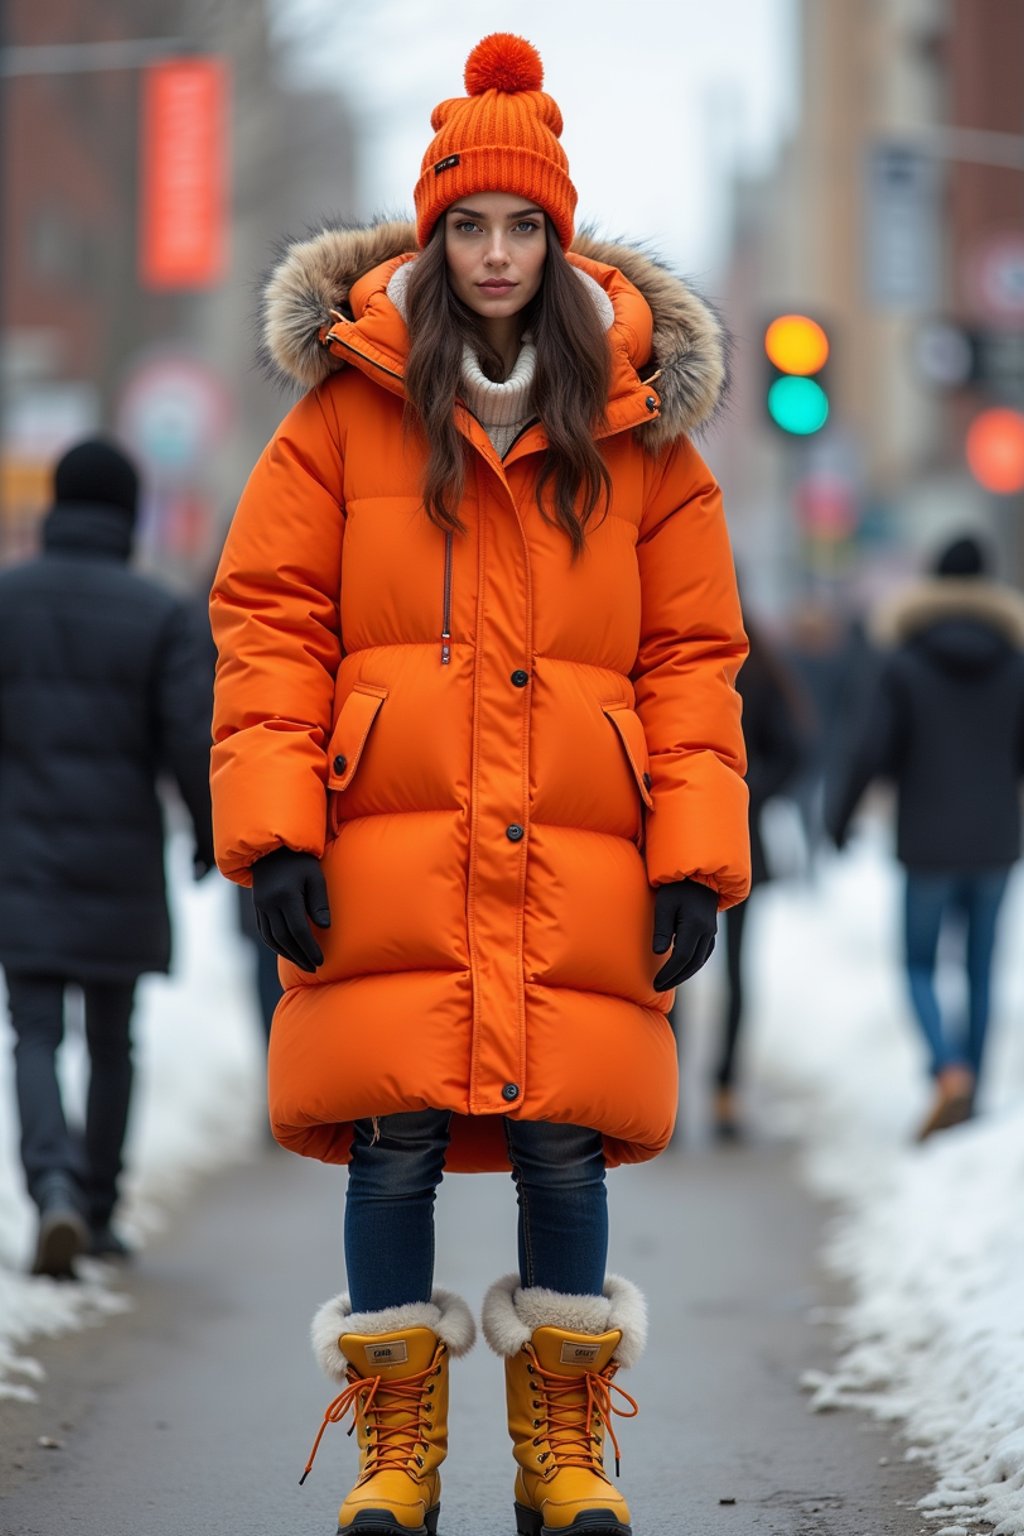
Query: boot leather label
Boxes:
[
  {"xmin": 367, "ymin": 1340, "xmax": 408, "ymax": 1366},
  {"xmin": 560, "ymin": 1341, "xmax": 601, "ymax": 1365}
]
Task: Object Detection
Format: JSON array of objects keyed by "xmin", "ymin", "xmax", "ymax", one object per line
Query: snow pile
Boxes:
[
  {"xmin": 747, "ymin": 830, "xmax": 1024, "ymax": 1534},
  {"xmin": 0, "ymin": 837, "xmax": 264, "ymax": 1401}
]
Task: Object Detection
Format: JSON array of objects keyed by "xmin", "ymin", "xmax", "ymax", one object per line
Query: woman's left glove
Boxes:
[
  {"xmin": 652, "ymin": 878, "xmax": 718, "ymax": 991},
  {"xmin": 251, "ymin": 847, "xmax": 331, "ymax": 973}
]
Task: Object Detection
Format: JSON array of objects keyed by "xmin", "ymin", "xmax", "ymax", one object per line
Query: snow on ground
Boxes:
[
  {"xmin": 0, "ymin": 834, "xmax": 265, "ymax": 1402},
  {"xmin": 3, "ymin": 814, "xmax": 1024, "ymax": 1535},
  {"xmin": 738, "ymin": 821, "xmax": 1024, "ymax": 1535}
]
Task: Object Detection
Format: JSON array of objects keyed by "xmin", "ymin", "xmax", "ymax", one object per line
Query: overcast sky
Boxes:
[{"xmin": 270, "ymin": 0, "xmax": 799, "ymax": 282}]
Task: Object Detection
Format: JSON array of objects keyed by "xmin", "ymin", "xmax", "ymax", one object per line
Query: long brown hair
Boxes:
[{"xmin": 404, "ymin": 218, "xmax": 612, "ymax": 557}]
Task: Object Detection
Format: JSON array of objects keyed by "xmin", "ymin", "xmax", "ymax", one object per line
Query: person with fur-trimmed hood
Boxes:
[
  {"xmin": 827, "ymin": 534, "xmax": 1024, "ymax": 1141},
  {"xmin": 211, "ymin": 33, "xmax": 749, "ymax": 1536}
]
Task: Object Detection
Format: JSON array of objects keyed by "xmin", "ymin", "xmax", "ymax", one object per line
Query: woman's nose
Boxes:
[{"xmin": 483, "ymin": 238, "xmax": 510, "ymax": 266}]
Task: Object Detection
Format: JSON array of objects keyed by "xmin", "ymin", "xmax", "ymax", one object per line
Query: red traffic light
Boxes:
[{"xmin": 966, "ymin": 408, "xmax": 1024, "ymax": 494}]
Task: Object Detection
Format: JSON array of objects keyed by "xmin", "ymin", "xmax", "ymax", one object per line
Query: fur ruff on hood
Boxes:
[
  {"xmin": 260, "ymin": 219, "xmax": 730, "ymax": 447},
  {"xmin": 311, "ymin": 1287, "xmax": 476, "ymax": 1381},
  {"xmin": 481, "ymin": 1273, "xmax": 647, "ymax": 1369},
  {"xmin": 871, "ymin": 577, "xmax": 1024, "ymax": 650}
]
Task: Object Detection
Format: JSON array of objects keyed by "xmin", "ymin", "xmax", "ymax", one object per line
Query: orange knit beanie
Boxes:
[{"xmin": 414, "ymin": 33, "xmax": 577, "ymax": 251}]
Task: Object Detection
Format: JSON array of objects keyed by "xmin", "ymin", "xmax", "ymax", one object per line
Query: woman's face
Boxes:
[{"xmin": 443, "ymin": 191, "xmax": 548, "ymax": 320}]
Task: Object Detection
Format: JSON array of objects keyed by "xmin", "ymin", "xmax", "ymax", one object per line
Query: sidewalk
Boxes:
[{"xmin": 0, "ymin": 1130, "xmax": 930, "ymax": 1536}]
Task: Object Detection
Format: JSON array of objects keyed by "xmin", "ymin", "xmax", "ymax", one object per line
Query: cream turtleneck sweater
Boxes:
[{"xmin": 459, "ymin": 338, "xmax": 536, "ymax": 457}]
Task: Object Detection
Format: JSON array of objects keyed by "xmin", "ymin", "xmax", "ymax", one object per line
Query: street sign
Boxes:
[
  {"xmin": 912, "ymin": 320, "xmax": 975, "ymax": 389},
  {"xmin": 968, "ymin": 234, "xmax": 1024, "ymax": 327},
  {"xmin": 117, "ymin": 354, "xmax": 230, "ymax": 474},
  {"xmin": 865, "ymin": 143, "xmax": 941, "ymax": 309}
]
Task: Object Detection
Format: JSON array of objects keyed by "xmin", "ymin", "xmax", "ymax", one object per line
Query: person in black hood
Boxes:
[
  {"xmin": 0, "ymin": 438, "xmax": 215, "ymax": 1276},
  {"xmin": 827, "ymin": 534, "xmax": 1024, "ymax": 1139}
]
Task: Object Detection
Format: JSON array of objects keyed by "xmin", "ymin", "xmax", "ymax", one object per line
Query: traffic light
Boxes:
[
  {"xmin": 764, "ymin": 314, "xmax": 831, "ymax": 436},
  {"xmin": 966, "ymin": 407, "xmax": 1024, "ymax": 494}
]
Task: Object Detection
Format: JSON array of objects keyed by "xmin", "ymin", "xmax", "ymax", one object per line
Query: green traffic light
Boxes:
[{"xmin": 768, "ymin": 376, "xmax": 829, "ymax": 435}]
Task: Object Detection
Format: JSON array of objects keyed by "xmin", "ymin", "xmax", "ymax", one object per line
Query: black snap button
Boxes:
[
  {"xmin": 334, "ymin": 755, "xmax": 347, "ymax": 774},
  {"xmin": 511, "ymin": 669, "xmax": 530, "ymax": 688},
  {"xmin": 506, "ymin": 824, "xmax": 525, "ymax": 842},
  {"xmin": 502, "ymin": 1082, "xmax": 520, "ymax": 1102},
  {"xmin": 645, "ymin": 395, "xmax": 658, "ymax": 411},
  {"xmin": 643, "ymin": 771, "xmax": 653, "ymax": 790}
]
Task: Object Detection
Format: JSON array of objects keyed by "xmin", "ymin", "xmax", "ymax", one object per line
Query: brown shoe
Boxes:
[{"xmin": 915, "ymin": 1066, "xmax": 975, "ymax": 1143}]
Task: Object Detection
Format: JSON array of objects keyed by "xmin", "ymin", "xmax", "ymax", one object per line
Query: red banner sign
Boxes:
[{"xmin": 140, "ymin": 58, "xmax": 229, "ymax": 290}]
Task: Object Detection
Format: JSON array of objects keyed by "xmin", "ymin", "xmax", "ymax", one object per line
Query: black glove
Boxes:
[
  {"xmin": 251, "ymin": 847, "xmax": 331, "ymax": 973},
  {"xmin": 652, "ymin": 878, "xmax": 718, "ymax": 991}
]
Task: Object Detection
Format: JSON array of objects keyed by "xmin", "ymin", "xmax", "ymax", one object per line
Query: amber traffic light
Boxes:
[{"xmin": 764, "ymin": 314, "xmax": 831, "ymax": 436}]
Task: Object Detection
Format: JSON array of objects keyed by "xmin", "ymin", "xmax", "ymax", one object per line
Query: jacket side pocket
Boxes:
[
  {"xmin": 326, "ymin": 683, "xmax": 388, "ymax": 834},
  {"xmin": 602, "ymin": 703, "xmax": 654, "ymax": 847}
]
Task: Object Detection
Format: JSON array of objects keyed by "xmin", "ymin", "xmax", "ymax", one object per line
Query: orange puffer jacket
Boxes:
[{"xmin": 212, "ymin": 221, "xmax": 749, "ymax": 1171}]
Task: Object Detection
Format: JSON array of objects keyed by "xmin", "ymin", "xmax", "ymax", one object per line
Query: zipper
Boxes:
[
  {"xmin": 322, "ymin": 329, "xmax": 404, "ymax": 385},
  {"xmin": 441, "ymin": 530, "xmax": 453, "ymax": 665}
]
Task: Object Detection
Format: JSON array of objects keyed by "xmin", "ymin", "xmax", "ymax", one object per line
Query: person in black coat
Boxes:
[
  {"xmin": 827, "ymin": 535, "xmax": 1024, "ymax": 1139},
  {"xmin": 0, "ymin": 438, "xmax": 215, "ymax": 1275},
  {"xmin": 712, "ymin": 618, "xmax": 804, "ymax": 1138}
]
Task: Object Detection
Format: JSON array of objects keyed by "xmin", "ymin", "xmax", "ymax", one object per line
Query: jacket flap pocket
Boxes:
[
  {"xmin": 603, "ymin": 704, "xmax": 654, "ymax": 809},
  {"xmin": 327, "ymin": 684, "xmax": 388, "ymax": 791}
]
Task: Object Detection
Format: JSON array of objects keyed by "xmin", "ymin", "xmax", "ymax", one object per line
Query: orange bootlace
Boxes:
[
  {"xmin": 528, "ymin": 1353, "xmax": 639, "ymax": 1478},
  {"xmin": 299, "ymin": 1360, "xmax": 439, "ymax": 1487}
]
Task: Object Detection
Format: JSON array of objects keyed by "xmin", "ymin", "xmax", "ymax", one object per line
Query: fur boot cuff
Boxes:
[
  {"xmin": 482, "ymin": 1273, "xmax": 647, "ymax": 1370},
  {"xmin": 312, "ymin": 1288, "xmax": 476, "ymax": 1381}
]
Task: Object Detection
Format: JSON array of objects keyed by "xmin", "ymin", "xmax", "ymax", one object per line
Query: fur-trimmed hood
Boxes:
[
  {"xmin": 260, "ymin": 219, "xmax": 729, "ymax": 447},
  {"xmin": 872, "ymin": 577, "xmax": 1024, "ymax": 653}
]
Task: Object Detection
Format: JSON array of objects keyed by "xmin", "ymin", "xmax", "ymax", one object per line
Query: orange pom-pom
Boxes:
[{"xmin": 464, "ymin": 33, "xmax": 543, "ymax": 95}]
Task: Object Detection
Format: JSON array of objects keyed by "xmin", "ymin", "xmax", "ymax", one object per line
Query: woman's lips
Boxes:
[{"xmin": 478, "ymin": 281, "xmax": 516, "ymax": 293}]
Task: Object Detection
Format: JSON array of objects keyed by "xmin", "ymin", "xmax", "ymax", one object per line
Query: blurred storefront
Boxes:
[{"xmin": 1, "ymin": 0, "xmax": 356, "ymax": 586}]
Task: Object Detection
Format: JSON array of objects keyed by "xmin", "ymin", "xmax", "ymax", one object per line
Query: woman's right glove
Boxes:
[
  {"xmin": 251, "ymin": 847, "xmax": 331, "ymax": 972},
  {"xmin": 652, "ymin": 878, "xmax": 718, "ymax": 991}
]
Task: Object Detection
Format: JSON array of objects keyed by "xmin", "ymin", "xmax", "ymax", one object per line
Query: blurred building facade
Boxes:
[
  {"xmin": 2, "ymin": 0, "xmax": 356, "ymax": 584},
  {"xmin": 720, "ymin": 0, "xmax": 1024, "ymax": 617}
]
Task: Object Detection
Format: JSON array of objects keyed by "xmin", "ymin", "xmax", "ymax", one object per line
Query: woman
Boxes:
[{"xmin": 212, "ymin": 34, "xmax": 749, "ymax": 1536}]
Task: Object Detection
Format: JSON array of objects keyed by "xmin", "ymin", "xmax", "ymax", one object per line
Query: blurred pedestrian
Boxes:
[
  {"xmin": 826, "ymin": 534, "xmax": 1024, "ymax": 1140},
  {"xmin": 713, "ymin": 616, "xmax": 804, "ymax": 1139},
  {"xmin": 0, "ymin": 438, "xmax": 215, "ymax": 1276},
  {"xmin": 211, "ymin": 32, "xmax": 749, "ymax": 1536}
]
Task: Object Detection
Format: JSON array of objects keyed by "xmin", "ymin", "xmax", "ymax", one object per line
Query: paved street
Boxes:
[{"xmin": 0, "ymin": 1125, "xmax": 930, "ymax": 1536}]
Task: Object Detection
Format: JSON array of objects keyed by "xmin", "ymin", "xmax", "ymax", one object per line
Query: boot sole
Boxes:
[
  {"xmin": 31, "ymin": 1209, "xmax": 88, "ymax": 1279},
  {"xmin": 515, "ymin": 1502, "xmax": 632, "ymax": 1536},
  {"xmin": 339, "ymin": 1505, "xmax": 440, "ymax": 1536}
]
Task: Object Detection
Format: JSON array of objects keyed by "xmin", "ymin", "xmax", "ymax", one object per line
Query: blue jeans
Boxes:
[
  {"xmin": 343, "ymin": 1110, "xmax": 608, "ymax": 1310},
  {"xmin": 904, "ymin": 869, "xmax": 1009, "ymax": 1079}
]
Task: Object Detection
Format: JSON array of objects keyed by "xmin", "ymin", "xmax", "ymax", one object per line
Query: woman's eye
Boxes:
[
  {"xmin": 454, "ymin": 221, "xmax": 479, "ymax": 234},
  {"xmin": 514, "ymin": 221, "xmax": 540, "ymax": 234}
]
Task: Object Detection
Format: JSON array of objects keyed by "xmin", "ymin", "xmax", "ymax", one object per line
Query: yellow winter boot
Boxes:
[
  {"xmin": 483, "ymin": 1274, "xmax": 646, "ymax": 1536},
  {"xmin": 304, "ymin": 1289, "xmax": 475, "ymax": 1536}
]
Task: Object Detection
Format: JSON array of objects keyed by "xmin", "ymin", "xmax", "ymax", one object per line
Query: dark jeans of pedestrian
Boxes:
[
  {"xmin": 344, "ymin": 1109, "xmax": 608, "ymax": 1310},
  {"xmin": 715, "ymin": 896, "xmax": 750, "ymax": 1089},
  {"xmin": 904, "ymin": 869, "xmax": 1010, "ymax": 1080},
  {"xmin": 5, "ymin": 970, "xmax": 137, "ymax": 1224}
]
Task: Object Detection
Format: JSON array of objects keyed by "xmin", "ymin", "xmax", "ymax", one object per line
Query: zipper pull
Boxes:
[{"xmin": 441, "ymin": 632, "xmax": 451, "ymax": 666}]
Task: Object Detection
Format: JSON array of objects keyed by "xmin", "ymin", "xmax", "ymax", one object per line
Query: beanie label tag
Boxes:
[{"xmin": 434, "ymin": 154, "xmax": 460, "ymax": 174}]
